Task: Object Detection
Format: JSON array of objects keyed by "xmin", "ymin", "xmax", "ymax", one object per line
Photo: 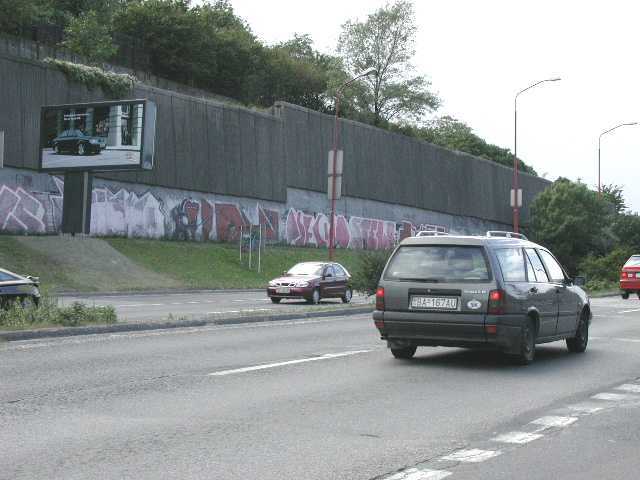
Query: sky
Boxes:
[{"xmin": 225, "ymin": 0, "xmax": 640, "ymax": 213}]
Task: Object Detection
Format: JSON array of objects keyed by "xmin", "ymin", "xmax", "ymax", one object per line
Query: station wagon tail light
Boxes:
[
  {"xmin": 488, "ymin": 289, "xmax": 505, "ymax": 315},
  {"xmin": 622, "ymin": 271, "xmax": 628, "ymax": 278},
  {"xmin": 376, "ymin": 287, "xmax": 385, "ymax": 311}
]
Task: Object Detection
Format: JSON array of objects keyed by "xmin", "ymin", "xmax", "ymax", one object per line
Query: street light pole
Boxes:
[
  {"xmin": 513, "ymin": 78, "xmax": 561, "ymax": 233},
  {"xmin": 328, "ymin": 67, "xmax": 377, "ymax": 260},
  {"xmin": 598, "ymin": 122, "xmax": 638, "ymax": 195}
]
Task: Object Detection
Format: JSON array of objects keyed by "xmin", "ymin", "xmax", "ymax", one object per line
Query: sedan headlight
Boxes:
[
  {"xmin": 89, "ymin": 139, "xmax": 99, "ymax": 144},
  {"xmin": 294, "ymin": 281, "xmax": 310, "ymax": 287},
  {"xmin": 268, "ymin": 281, "xmax": 278, "ymax": 287}
]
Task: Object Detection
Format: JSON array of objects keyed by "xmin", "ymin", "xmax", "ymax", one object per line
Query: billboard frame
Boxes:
[{"xmin": 38, "ymin": 98, "xmax": 156, "ymax": 173}]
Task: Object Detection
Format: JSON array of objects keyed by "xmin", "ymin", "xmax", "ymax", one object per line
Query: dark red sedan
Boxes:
[{"xmin": 267, "ymin": 262, "xmax": 353, "ymax": 304}]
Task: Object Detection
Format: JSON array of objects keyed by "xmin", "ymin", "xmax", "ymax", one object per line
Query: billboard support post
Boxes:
[{"xmin": 61, "ymin": 171, "xmax": 93, "ymax": 235}]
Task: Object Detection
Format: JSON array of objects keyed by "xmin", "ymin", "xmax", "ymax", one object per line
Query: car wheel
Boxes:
[
  {"xmin": 270, "ymin": 297, "xmax": 281, "ymax": 304},
  {"xmin": 391, "ymin": 346, "xmax": 417, "ymax": 359},
  {"xmin": 341, "ymin": 288, "xmax": 353, "ymax": 304},
  {"xmin": 637, "ymin": 292, "xmax": 640, "ymax": 299},
  {"xmin": 622, "ymin": 291, "xmax": 630, "ymax": 300},
  {"xmin": 307, "ymin": 288, "xmax": 320, "ymax": 305},
  {"xmin": 78, "ymin": 143, "xmax": 86, "ymax": 155},
  {"xmin": 512, "ymin": 317, "xmax": 536, "ymax": 365},
  {"xmin": 567, "ymin": 312, "xmax": 589, "ymax": 353}
]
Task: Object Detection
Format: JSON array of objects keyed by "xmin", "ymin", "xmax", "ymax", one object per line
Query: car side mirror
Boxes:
[{"xmin": 573, "ymin": 276, "xmax": 586, "ymax": 287}]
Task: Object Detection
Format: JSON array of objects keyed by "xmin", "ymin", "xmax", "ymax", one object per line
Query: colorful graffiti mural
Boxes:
[{"xmin": 0, "ymin": 174, "xmax": 448, "ymax": 249}]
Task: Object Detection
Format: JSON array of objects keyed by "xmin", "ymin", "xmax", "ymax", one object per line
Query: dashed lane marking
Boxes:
[
  {"xmin": 208, "ymin": 349, "xmax": 372, "ymax": 376},
  {"xmin": 619, "ymin": 308, "xmax": 640, "ymax": 314},
  {"xmin": 440, "ymin": 449, "xmax": 501, "ymax": 463},
  {"xmin": 567, "ymin": 403, "xmax": 605, "ymax": 414},
  {"xmin": 492, "ymin": 431, "xmax": 543, "ymax": 444},
  {"xmin": 615, "ymin": 384, "xmax": 640, "ymax": 393},
  {"xmin": 530, "ymin": 416, "xmax": 577, "ymax": 429},
  {"xmin": 385, "ymin": 468, "xmax": 452, "ymax": 480},
  {"xmin": 592, "ymin": 392, "xmax": 636, "ymax": 401}
]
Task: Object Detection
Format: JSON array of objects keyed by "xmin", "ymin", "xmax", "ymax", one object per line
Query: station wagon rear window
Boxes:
[{"xmin": 384, "ymin": 246, "xmax": 490, "ymax": 283}]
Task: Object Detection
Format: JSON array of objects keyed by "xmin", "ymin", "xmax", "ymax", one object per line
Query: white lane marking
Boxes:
[
  {"xmin": 386, "ymin": 468, "xmax": 451, "ymax": 480},
  {"xmin": 492, "ymin": 431, "xmax": 543, "ymax": 444},
  {"xmin": 615, "ymin": 384, "xmax": 640, "ymax": 393},
  {"xmin": 115, "ymin": 303, "xmax": 164, "ymax": 308},
  {"xmin": 619, "ymin": 308, "xmax": 640, "ymax": 314},
  {"xmin": 612, "ymin": 338, "xmax": 640, "ymax": 343},
  {"xmin": 592, "ymin": 392, "xmax": 635, "ymax": 401},
  {"xmin": 208, "ymin": 350, "xmax": 372, "ymax": 376},
  {"xmin": 530, "ymin": 416, "xmax": 577, "ymax": 429},
  {"xmin": 441, "ymin": 449, "xmax": 501, "ymax": 463},
  {"xmin": 567, "ymin": 403, "xmax": 605, "ymax": 414}
]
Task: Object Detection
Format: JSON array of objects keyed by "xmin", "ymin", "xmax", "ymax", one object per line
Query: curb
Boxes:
[
  {"xmin": 0, "ymin": 306, "xmax": 373, "ymax": 342},
  {"xmin": 56, "ymin": 288, "xmax": 266, "ymax": 298}
]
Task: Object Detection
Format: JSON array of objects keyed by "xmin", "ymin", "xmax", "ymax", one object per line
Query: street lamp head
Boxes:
[{"xmin": 548, "ymin": 77, "xmax": 562, "ymax": 82}]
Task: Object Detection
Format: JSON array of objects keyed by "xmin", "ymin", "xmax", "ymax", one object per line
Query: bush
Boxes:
[
  {"xmin": 352, "ymin": 250, "xmax": 392, "ymax": 295},
  {"xmin": 579, "ymin": 246, "xmax": 636, "ymax": 285},
  {"xmin": 0, "ymin": 297, "xmax": 117, "ymax": 330}
]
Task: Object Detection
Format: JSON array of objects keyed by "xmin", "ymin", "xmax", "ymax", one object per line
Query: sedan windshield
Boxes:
[
  {"xmin": 287, "ymin": 263, "xmax": 324, "ymax": 276},
  {"xmin": 0, "ymin": 270, "xmax": 19, "ymax": 282}
]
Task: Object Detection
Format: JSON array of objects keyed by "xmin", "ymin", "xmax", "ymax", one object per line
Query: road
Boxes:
[
  {"xmin": 2, "ymin": 296, "xmax": 640, "ymax": 480},
  {"xmin": 60, "ymin": 290, "xmax": 371, "ymax": 323},
  {"xmin": 42, "ymin": 147, "xmax": 140, "ymax": 169}
]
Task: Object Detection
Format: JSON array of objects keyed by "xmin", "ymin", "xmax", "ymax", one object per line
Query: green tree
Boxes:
[
  {"xmin": 246, "ymin": 34, "xmax": 342, "ymax": 111},
  {"xmin": 391, "ymin": 116, "xmax": 537, "ymax": 175},
  {"xmin": 337, "ymin": 0, "xmax": 439, "ymax": 125},
  {"xmin": 612, "ymin": 213, "xmax": 640, "ymax": 251},
  {"xmin": 601, "ymin": 184, "xmax": 627, "ymax": 214},
  {"xmin": 530, "ymin": 178, "xmax": 611, "ymax": 274},
  {"xmin": 0, "ymin": 0, "xmax": 51, "ymax": 35},
  {"xmin": 62, "ymin": 10, "xmax": 118, "ymax": 64}
]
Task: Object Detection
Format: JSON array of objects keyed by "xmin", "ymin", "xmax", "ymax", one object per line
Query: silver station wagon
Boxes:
[{"xmin": 373, "ymin": 232, "xmax": 591, "ymax": 364}]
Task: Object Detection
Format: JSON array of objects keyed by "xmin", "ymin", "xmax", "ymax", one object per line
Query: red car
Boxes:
[
  {"xmin": 267, "ymin": 262, "xmax": 353, "ymax": 304},
  {"xmin": 620, "ymin": 255, "xmax": 640, "ymax": 299}
]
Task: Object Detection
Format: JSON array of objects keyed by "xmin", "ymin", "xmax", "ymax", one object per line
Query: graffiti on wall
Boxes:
[
  {"xmin": 283, "ymin": 208, "xmax": 446, "ymax": 250},
  {"xmin": 0, "ymin": 185, "xmax": 47, "ymax": 233},
  {"xmin": 0, "ymin": 174, "xmax": 448, "ymax": 249}
]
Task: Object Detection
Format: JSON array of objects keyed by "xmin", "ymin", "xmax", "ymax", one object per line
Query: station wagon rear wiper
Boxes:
[{"xmin": 397, "ymin": 277, "xmax": 441, "ymax": 283}]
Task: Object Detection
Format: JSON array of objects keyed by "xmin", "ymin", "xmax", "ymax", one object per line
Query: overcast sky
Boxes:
[{"xmin": 227, "ymin": 0, "xmax": 640, "ymax": 213}]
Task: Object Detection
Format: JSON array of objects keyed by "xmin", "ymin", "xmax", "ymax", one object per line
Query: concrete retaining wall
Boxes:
[{"xmin": 0, "ymin": 166, "xmax": 509, "ymax": 248}]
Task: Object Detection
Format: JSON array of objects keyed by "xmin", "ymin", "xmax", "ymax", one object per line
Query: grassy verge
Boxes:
[
  {"xmin": 106, "ymin": 238, "xmax": 367, "ymax": 290},
  {"xmin": 0, "ymin": 236, "xmax": 87, "ymax": 292},
  {"xmin": 0, "ymin": 297, "xmax": 117, "ymax": 331}
]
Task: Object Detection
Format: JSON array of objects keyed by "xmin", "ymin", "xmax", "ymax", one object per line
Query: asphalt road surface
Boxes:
[
  {"xmin": 2, "ymin": 296, "xmax": 640, "ymax": 480},
  {"xmin": 60, "ymin": 290, "xmax": 370, "ymax": 323},
  {"xmin": 42, "ymin": 147, "xmax": 140, "ymax": 169}
]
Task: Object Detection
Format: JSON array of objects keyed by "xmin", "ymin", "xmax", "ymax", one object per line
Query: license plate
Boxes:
[
  {"xmin": 410, "ymin": 296, "xmax": 458, "ymax": 310},
  {"xmin": 276, "ymin": 287, "xmax": 290, "ymax": 294}
]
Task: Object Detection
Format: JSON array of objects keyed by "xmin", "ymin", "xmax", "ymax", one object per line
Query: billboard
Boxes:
[{"xmin": 39, "ymin": 99, "xmax": 156, "ymax": 172}]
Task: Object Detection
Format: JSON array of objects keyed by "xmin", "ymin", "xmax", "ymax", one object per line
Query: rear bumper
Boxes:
[
  {"xmin": 373, "ymin": 310, "xmax": 524, "ymax": 353},
  {"xmin": 620, "ymin": 279, "xmax": 640, "ymax": 291}
]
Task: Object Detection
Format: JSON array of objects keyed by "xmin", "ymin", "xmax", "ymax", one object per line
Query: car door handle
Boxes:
[{"xmin": 529, "ymin": 287, "xmax": 538, "ymax": 293}]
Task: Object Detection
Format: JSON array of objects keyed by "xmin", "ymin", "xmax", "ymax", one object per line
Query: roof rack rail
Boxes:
[
  {"xmin": 415, "ymin": 231, "xmax": 449, "ymax": 237},
  {"xmin": 486, "ymin": 231, "xmax": 528, "ymax": 240}
]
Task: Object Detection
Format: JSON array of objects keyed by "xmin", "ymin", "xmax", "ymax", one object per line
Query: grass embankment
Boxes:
[{"xmin": 106, "ymin": 238, "xmax": 366, "ymax": 290}]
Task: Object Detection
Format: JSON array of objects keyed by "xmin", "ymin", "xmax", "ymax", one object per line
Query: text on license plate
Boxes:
[
  {"xmin": 410, "ymin": 296, "xmax": 458, "ymax": 310},
  {"xmin": 276, "ymin": 287, "xmax": 290, "ymax": 294}
]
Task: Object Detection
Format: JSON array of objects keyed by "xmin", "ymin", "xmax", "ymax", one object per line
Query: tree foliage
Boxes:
[
  {"xmin": 337, "ymin": 0, "xmax": 439, "ymax": 125},
  {"xmin": 392, "ymin": 116, "xmax": 537, "ymax": 175},
  {"xmin": 601, "ymin": 184, "xmax": 627, "ymax": 214},
  {"xmin": 530, "ymin": 178, "xmax": 611, "ymax": 274},
  {"xmin": 62, "ymin": 10, "xmax": 118, "ymax": 64}
]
